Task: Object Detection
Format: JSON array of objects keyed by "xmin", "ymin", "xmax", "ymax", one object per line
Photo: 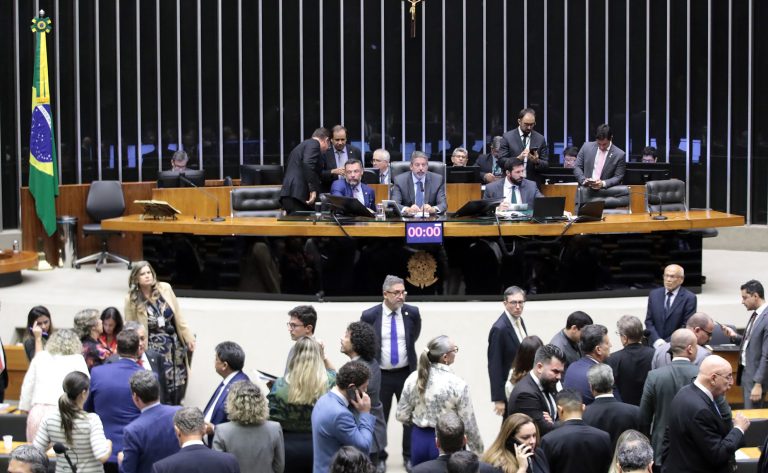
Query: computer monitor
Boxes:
[
  {"xmin": 624, "ymin": 162, "xmax": 671, "ymax": 185},
  {"xmin": 239, "ymin": 164, "xmax": 284, "ymax": 185},
  {"xmin": 539, "ymin": 167, "xmax": 578, "ymax": 184},
  {"xmin": 157, "ymin": 170, "xmax": 206, "ymax": 188},
  {"xmin": 452, "ymin": 198, "xmax": 503, "ymax": 218},
  {"xmin": 446, "ymin": 166, "xmax": 481, "ymax": 184},
  {"xmin": 324, "ymin": 195, "xmax": 375, "ymax": 218}
]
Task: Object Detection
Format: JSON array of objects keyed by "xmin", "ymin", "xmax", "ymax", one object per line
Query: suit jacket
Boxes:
[
  {"xmin": 562, "ymin": 357, "xmax": 614, "ymax": 405},
  {"xmin": 120, "ymin": 403, "xmax": 181, "ymax": 473},
  {"xmin": 741, "ymin": 305, "xmax": 768, "ymax": 387},
  {"xmin": 540, "ymin": 419, "xmax": 611, "ymax": 473},
  {"xmin": 85, "ymin": 358, "xmax": 143, "ymax": 463},
  {"xmin": 573, "ymin": 141, "xmax": 626, "ymax": 188},
  {"xmin": 498, "ymin": 127, "xmax": 550, "ymax": 185},
  {"xmin": 279, "ymin": 138, "xmax": 325, "ymax": 203},
  {"xmin": 151, "ymin": 444, "xmax": 240, "ymax": 473},
  {"xmin": 644, "ymin": 286, "xmax": 697, "ymax": 345},
  {"xmin": 106, "ymin": 349, "xmax": 167, "ymax": 404},
  {"xmin": 475, "ymin": 154, "xmax": 503, "ymax": 183},
  {"xmin": 488, "ymin": 313, "xmax": 527, "ymax": 403},
  {"xmin": 506, "ymin": 373, "xmax": 557, "ymax": 435},
  {"xmin": 0, "ymin": 342, "xmax": 7, "ymax": 402},
  {"xmin": 651, "ymin": 340, "xmax": 709, "ymax": 369},
  {"xmin": 321, "ymin": 144, "xmax": 363, "ymax": 191},
  {"xmin": 373, "ymin": 167, "xmax": 391, "ymax": 185},
  {"xmin": 360, "ymin": 357, "xmax": 387, "ymax": 454},
  {"xmin": 213, "ymin": 420, "xmax": 285, "ymax": 473},
  {"xmin": 203, "ymin": 371, "xmax": 251, "ymax": 446},
  {"xmin": 582, "ymin": 396, "xmax": 640, "ymax": 450},
  {"xmin": 413, "ymin": 454, "xmax": 517, "ymax": 473},
  {"xmin": 483, "ymin": 177, "xmax": 543, "ymax": 205},
  {"xmin": 361, "ymin": 303, "xmax": 422, "ymax": 372},
  {"xmin": 311, "ymin": 391, "xmax": 376, "ymax": 473},
  {"xmin": 661, "ymin": 383, "xmax": 743, "ymax": 473},
  {"xmin": 549, "ymin": 330, "xmax": 581, "ymax": 371},
  {"xmin": 606, "ymin": 343, "xmax": 655, "ymax": 405},
  {"xmin": 330, "ymin": 179, "xmax": 377, "ymax": 211},
  {"xmin": 391, "ymin": 171, "xmax": 447, "ymax": 212}
]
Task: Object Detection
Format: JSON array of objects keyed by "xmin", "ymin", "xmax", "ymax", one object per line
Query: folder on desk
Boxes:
[{"xmin": 134, "ymin": 200, "xmax": 182, "ymax": 220}]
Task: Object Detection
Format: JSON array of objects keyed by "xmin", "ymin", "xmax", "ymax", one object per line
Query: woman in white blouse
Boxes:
[
  {"xmin": 396, "ymin": 335, "xmax": 483, "ymax": 467},
  {"xmin": 19, "ymin": 329, "xmax": 90, "ymax": 442}
]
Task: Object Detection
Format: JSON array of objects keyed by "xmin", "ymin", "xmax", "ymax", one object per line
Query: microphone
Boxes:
[
  {"xmin": 178, "ymin": 174, "xmax": 226, "ymax": 222},
  {"xmin": 53, "ymin": 443, "xmax": 77, "ymax": 473}
]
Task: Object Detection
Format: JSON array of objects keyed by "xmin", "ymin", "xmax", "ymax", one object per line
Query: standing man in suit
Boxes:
[
  {"xmin": 563, "ymin": 324, "xmax": 613, "ymax": 405},
  {"xmin": 661, "ymin": 355, "xmax": 750, "ymax": 473},
  {"xmin": 651, "ymin": 312, "xmax": 714, "ymax": 369},
  {"xmin": 118, "ymin": 322, "xmax": 167, "ymax": 403},
  {"xmin": 483, "ymin": 159, "xmax": 544, "ymax": 210},
  {"xmin": 312, "ymin": 361, "xmax": 376, "ymax": 473},
  {"xmin": 506, "ymin": 344, "xmax": 566, "ymax": 435},
  {"xmin": 412, "ymin": 413, "xmax": 496, "ymax": 473},
  {"xmin": 279, "ymin": 127, "xmax": 331, "ymax": 214},
  {"xmin": 583, "ymin": 364, "xmax": 640, "ymax": 450},
  {"xmin": 499, "ymin": 108, "xmax": 549, "ymax": 186},
  {"xmin": 0, "ymin": 336, "xmax": 7, "ymax": 403},
  {"xmin": 85, "ymin": 330, "xmax": 143, "ymax": 473},
  {"xmin": 573, "ymin": 123, "xmax": 626, "ymax": 189},
  {"xmin": 372, "ymin": 149, "xmax": 392, "ymax": 185},
  {"xmin": 549, "ymin": 311, "xmax": 593, "ymax": 371},
  {"xmin": 607, "ymin": 315, "xmax": 655, "ymax": 406},
  {"xmin": 540, "ymin": 390, "xmax": 612, "ymax": 473},
  {"xmin": 475, "ymin": 136, "xmax": 505, "ymax": 184},
  {"xmin": 489, "ymin": 286, "xmax": 530, "ymax": 416},
  {"xmin": 331, "ymin": 159, "xmax": 377, "ymax": 211},
  {"xmin": 736, "ymin": 279, "xmax": 768, "ymax": 408},
  {"xmin": 120, "ymin": 371, "xmax": 181, "ymax": 473},
  {"xmin": 645, "ymin": 264, "xmax": 698, "ymax": 347},
  {"xmin": 202, "ymin": 341, "xmax": 250, "ymax": 446},
  {"xmin": 322, "ymin": 125, "xmax": 364, "ymax": 192},
  {"xmin": 151, "ymin": 407, "xmax": 239, "ymax": 473},
  {"xmin": 391, "ymin": 151, "xmax": 447, "ymax": 215},
  {"xmin": 361, "ymin": 274, "xmax": 422, "ymax": 470}
]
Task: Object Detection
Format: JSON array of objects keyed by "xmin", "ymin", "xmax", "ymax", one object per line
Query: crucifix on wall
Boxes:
[{"xmin": 405, "ymin": 0, "xmax": 425, "ymax": 38}]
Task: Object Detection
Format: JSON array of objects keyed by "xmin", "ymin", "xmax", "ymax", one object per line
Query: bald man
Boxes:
[
  {"xmin": 662, "ymin": 355, "xmax": 749, "ymax": 473},
  {"xmin": 651, "ymin": 312, "xmax": 714, "ymax": 369},
  {"xmin": 645, "ymin": 265, "xmax": 698, "ymax": 347}
]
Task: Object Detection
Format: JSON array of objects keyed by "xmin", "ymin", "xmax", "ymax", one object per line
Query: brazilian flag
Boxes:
[{"xmin": 29, "ymin": 14, "xmax": 59, "ymax": 236}]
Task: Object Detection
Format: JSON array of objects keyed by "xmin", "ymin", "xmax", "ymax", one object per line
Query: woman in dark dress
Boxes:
[
  {"xmin": 23, "ymin": 305, "xmax": 53, "ymax": 361},
  {"xmin": 73, "ymin": 309, "xmax": 111, "ymax": 371}
]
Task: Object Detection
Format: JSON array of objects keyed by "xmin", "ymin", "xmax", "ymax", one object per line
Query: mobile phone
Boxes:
[
  {"xmin": 346, "ymin": 385, "xmax": 359, "ymax": 401},
  {"xmin": 528, "ymin": 146, "xmax": 539, "ymax": 154}
]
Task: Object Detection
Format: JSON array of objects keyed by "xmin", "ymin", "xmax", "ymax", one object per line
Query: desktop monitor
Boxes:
[
  {"xmin": 240, "ymin": 164, "xmax": 284, "ymax": 185},
  {"xmin": 624, "ymin": 162, "xmax": 671, "ymax": 185},
  {"xmin": 156, "ymin": 170, "xmax": 206, "ymax": 188},
  {"xmin": 446, "ymin": 166, "xmax": 481, "ymax": 184},
  {"xmin": 540, "ymin": 167, "xmax": 577, "ymax": 184}
]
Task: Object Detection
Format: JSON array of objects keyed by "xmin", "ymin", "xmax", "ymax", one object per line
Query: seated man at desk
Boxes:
[
  {"xmin": 391, "ymin": 151, "xmax": 447, "ymax": 215},
  {"xmin": 450, "ymin": 147, "xmax": 469, "ymax": 167},
  {"xmin": 330, "ymin": 159, "xmax": 376, "ymax": 210},
  {"xmin": 483, "ymin": 158, "xmax": 543, "ymax": 210}
]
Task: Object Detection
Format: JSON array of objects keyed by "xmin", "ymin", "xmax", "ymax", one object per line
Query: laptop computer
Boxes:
[
  {"xmin": 576, "ymin": 200, "xmax": 605, "ymax": 222},
  {"xmin": 324, "ymin": 195, "xmax": 375, "ymax": 218},
  {"xmin": 452, "ymin": 198, "xmax": 503, "ymax": 218},
  {"xmin": 531, "ymin": 197, "xmax": 568, "ymax": 223}
]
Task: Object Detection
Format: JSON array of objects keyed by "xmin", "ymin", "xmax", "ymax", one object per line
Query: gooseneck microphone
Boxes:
[
  {"xmin": 53, "ymin": 443, "xmax": 78, "ymax": 473},
  {"xmin": 178, "ymin": 174, "xmax": 226, "ymax": 222}
]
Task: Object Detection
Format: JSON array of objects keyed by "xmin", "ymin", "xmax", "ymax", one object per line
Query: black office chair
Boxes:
[
  {"xmin": 230, "ymin": 186, "xmax": 283, "ymax": 217},
  {"xmin": 575, "ymin": 185, "xmax": 630, "ymax": 214},
  {"xmin": 74, "ymin": 180, "xmax": 132, "ymax": 272},
  {"xmin": 645, "ymin": 179, "xmax": 687, "ymax": 213}
]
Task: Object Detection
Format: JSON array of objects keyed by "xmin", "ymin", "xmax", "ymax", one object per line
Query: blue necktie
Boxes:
[
  {"xmin": 390, "ymin": 312, "xmax": 399, "ymax": 366},
  {"xmin": 665, "ymin": 291, "xmax": 673, "ymax": 314},
  {"xmin": 415, "ymin": 180, "xmax": 424, "ymax": 207}
]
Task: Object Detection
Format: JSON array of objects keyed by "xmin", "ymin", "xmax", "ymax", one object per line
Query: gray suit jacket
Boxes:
[
  {"xmin": 483, "ymin": 177, "xmax": 543, "ymax": 205},
  {"xmin": 741, "ymin": 306, "xmax": 768, "ymax": 386},
  {"xmin": 391, "ymin": 171, "xmax": 447, "ymax": 212},
  {"xmin": 573, "ymin": 142, "xmax": 626, "ymax": 188},
  {"xmin": 213, "ymin": 420, "xmax": 285, "ymax": 473}
]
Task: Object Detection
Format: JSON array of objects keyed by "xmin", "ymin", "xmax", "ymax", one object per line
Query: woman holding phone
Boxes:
[
  {"xmin": 23, "ymin": 306, "xmax": 53, "ymax": 361},
  {"xmin": 482, "ymin": 413, "xmax": 550, "ymax": 473}
]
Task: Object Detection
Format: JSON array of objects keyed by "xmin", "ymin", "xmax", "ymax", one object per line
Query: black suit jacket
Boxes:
[
  {"xmin": 540, "ymin": 419, "xmax": 612, "ymax": 473},
  {"xmin": 279, "ymin": 138, "xmax": 325, "ymax": 203},
  {"xmin": 150, "ymin": 444, "xmax": 240, "ymax": 473},
  {"xmin": 645, "ymin": 286, "xmax": 697, "ymax": 345},
  {"xmin": 582, "ymin": 396, "xmax": 640, "ymax": 450},
  {"xmin": 662, "ymin": 383, "xmax": 743, "ymax": 473},
  {"xmin": 606, "ymin": 343, "xmax": 656, "ymax": 406},
  {"xmin": 0, "ymin": 342, "xmax": 7, "ymax": 402},
  {"xmin": 321, "ymin": 144, "xmax": 363, "ymax": 191},
  {"xmin": 413, "ymin": 454, "xmax": 499, "ymax": 473},
  {"xmin": 489, "ymin": 313, "xmax": 526, "ymax": 403},
  {"xmin": 498, "ymin": 127, "xmax": 549, "ymax": 185},
  {"xmin": 361, "ymin": 303, "xmax": 422, "ymax": 371},
  {"xmin": 475, "ymin": 154, "xmax": 504, "ymax": 183},
  {"xmin": 506, "ymin": 373, "xmax": 556, "ymax": 435}
]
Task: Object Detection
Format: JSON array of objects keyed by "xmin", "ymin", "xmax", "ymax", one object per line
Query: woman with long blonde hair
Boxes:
[{"xmin": 482, "ymin": 413, "xmax": 549, "ymax": 473}]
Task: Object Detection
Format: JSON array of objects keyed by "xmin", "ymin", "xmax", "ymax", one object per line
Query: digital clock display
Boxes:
[{"xmin": 405, "ymin": 221, "xmax": 443, "ymax": 244}]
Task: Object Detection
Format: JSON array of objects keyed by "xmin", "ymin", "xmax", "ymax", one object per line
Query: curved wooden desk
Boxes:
[{"xmin": 0, "ymin": 251, "xmax": 38, "ymax": 287}]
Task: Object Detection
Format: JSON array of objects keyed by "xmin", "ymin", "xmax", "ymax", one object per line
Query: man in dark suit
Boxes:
[
  {"xmin": 361, "ymin": 275, "xmax": 422, "ymax": 470},
  {"xmin": 563, "ymin": 324, "xmax": 613, "ymax": 405},
  {"xmin": 549, "ymin": 311, "xmax": 593, "ymax": 371},
  {"xmin": 279, "ymin": 127, "xmax": 331, "ymax": 214},
  {"xmin": 322, "ymin": 124, "xmax": 364, "ymax": 192},
  {"xmin": 607, "ymin": 315, "xmax": 655, "ymax": 405},
  {"xmin": 573, "ymin": 123, "xmax": 626, "ymax": 189},
  {"xmin": 507, "ymin": 344, "xmax": 565, "ymax": 435},
  {"xmin": 151, "ymin": 407, "xmax": 239, "ymax": 473},
  {"xmin": 735, "ymin": 279, "xmax": 768, "ymax": 408},
  {"xmin": 540, "ymin": 390, "xmax": 612, "ymax": 473},
  {"xmin": 330, "ymin": 159, "xmax": 376, "ymax": 211},
  {"xmin": 483, "ymin": 159, "xmax": 544, "ymax": 209},
  {"xmin": 661, "ymin": 355, "xmax": 750, "ymax": 473},
  {"xmin": 372, "ymin": 148, "xmax": 392, "ymax": 185},
  {"xmin": 85, "ymin": 330, "xmax": 143, "ymax": 472},
  {"xmin": 412, "ymin": 413, "xmax": 496, "ymax": 473},
  {"xmin": 113, "ymin": 322, "xmax": 168, "ymax": 403},
  {"xmin": 391, "ymin": 151, "xmax": 447, "ymax": 215},
  {"xmin": 489, "ymin": 286, "xmax": 530, "ymax": 416},
  {"xmin": 475, "ymin": 136, "xmax": 505, "ymax": 184},
  {"xmin": 583, "ymin": 363, "xmax": 640, "ymax": 450},
  {"xmin": 120, "ymin": 371, "xmax": 181, "ymax": 473},
  {"xmin": 499, "ymin": 108, "xmax": 549, "ymax": 186},
  {"xmin": 202, "ymin": 341, "xmax": 250, "ymax": 446},
  {"xmin": 0, "ymin": 338, "xmax": 7, "ymax": 403},
  {"xmin": 645, "ymin": 264, "xmax": 698, "ymax": 347}
]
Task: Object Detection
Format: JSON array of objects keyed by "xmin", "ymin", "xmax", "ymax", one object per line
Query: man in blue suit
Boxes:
[
  {"xmin": 645, "ymin": 264, "xmax": 698, "ymax": 347},
  {"xmin": 331, "ymin": 159, "xmax": 376, "ymax": 211},
  {"xmin": 483, "ymin": 158, "xmax": 544, "ymax": 208},
  {"xmin": 312, "ymin": 361, "xmax": 376, "ymax": 473},
  {"xmin": 562, "ymin": 324, "xmax": 613, "ymax": 405},
  {"xmin": 120, "ymin": 371, "xmax": 181, "ymax": 473},
  {"xmin": 361, "ymin": 274, "xmax": 422, "ymax": 470},
  {"xmin": 85, "ymin": 330, "xmax": 143, "ymax": 472},
  {"xmin": 151, "ymin": 407, "xmax": 239, "ymax": 473},
  {"xmin": 203, "ymin": 341, "xmax": 249, "ymax": 446},
  {"xmin": 391, "ymin": 151, "xmax": 447, "ymax": 215}
]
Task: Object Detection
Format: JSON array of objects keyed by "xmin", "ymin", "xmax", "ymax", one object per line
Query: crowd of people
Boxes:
[{"xmin": 3, "ymin": 262, "xmax": 768, "ymax": 473}]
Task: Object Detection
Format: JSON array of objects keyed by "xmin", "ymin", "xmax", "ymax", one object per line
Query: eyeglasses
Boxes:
[
  {"xmin": 505, "ymin": 300, "xmax": 526, "ymax": 306},
  {"xmin": 287, "ymin": 322, "xmax": 305, "ymax": 330},
  {"xmin": 386, "ymin": 290, "xmax": 407, "ymax": 296},
  {"xmin": 714, "ymin": 372, "xmax": 733, "ymax": 381},
  {"xmin": 701, "ymin": 328, "xmax": 713, "ymax": 338},
  {"xmin": 452, "ymin": 346, "xmax": 460, "ymax": 353}
]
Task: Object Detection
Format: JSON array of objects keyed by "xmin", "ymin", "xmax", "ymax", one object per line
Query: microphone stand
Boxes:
[
  {"xmin": 651, "ymin": 193, "xmax": 667, "ymax": 220},
  {"xmin": 179, "ymin": 174, "xmax": 226, "ymax": 222},
  {"xmin": 53, "ymin": 443, "xmax": 77, "ymax": 473}
]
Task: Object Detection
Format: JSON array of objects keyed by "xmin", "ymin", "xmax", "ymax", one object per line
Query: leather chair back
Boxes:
[
  {"xmin": 645, "ymin": 179, "xmax": 687, "ymax": 212},
  {"xmin": 575, "ymin": 185, "xmax": 630, "ymax": 213},
  {"xmin": 390, "ymin": 160, "xmax": 446, "ymax": 182},
  {"xmin": 230, "ymin": 186, "xmax": 283, "ymax": 217},
  {"xmin": 86, "ymin": 181, "xmax": 126, "ymax": 222}
]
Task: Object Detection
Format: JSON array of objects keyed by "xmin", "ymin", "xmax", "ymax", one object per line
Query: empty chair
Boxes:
[
  {"xmin": 74, "ymin": 180, "xmax": 132, "ymax": 272},
  {"xmin": 645, "ymin": 179, "xmax": 687, "ymax": 213},
  {"xmin": 576, "ymin": 185, "xmax": 630, "ymax": 214},
  {"xmin": 230, "ymin": 186, "xmax": 283, "ymax": 217}
]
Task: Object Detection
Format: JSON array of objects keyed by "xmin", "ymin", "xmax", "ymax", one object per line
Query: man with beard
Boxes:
[
  {"xmin": 391, "ymin": 151, "xmax": 447, "ymax": 216},
  {"xmin": 506, "ymin": 344, "xmax": 565, "ymax": 435},
  {"xmin": 331, "ymin": 159, "xmax": 376, "ymax": 210},
  {"xmin": 483, "ymin": 158, "xmax": 543, "ymax": 209}
]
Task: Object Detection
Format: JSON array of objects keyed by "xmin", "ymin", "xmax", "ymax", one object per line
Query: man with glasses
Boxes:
[
  {"xmin": 449, "ymin": 147, "xmax": 469, "ymax": 167},
  {"xmin": 361, "ymin": 275, "xmax": 422, "ymax": 472},
  {"xmin": 499, "ymin": 108, "xmax": 549, "ymax": 186},
  {"xmin": 372, "ymin": 148, "xmax": 392, "ymax": 185},
  {"xmin": 645, "ymin": 264, "xmax": 698, "ymax": 348},
  {"xmin": 488, "ymin": 286, "xmax": 530, "ymax": 416},
  {"xmin": 651, "ymin": 312, "xmax": 714, "ymax": 369},
  {"xmin": 285, "ymin": 305, "xmax": 333, "ymax": 372}
]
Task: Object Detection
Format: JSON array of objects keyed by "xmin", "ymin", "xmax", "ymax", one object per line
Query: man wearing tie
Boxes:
[
  {"xmin": 361, "ymin": 275, "xmax": 422, "ymax": 470},
  {"xmin": 499, "ymin": 108, "xmax": 549, "ymax": 186},
  {"xmin": 322, "ymin": 125, "xmax": 363, "ymax": 192},
  {"xmin": 644, "ymin": 264, "xmax": 698, "ymax": 347},
  {"xmin": 476, "ymin": 136, "xmax": 506, "ymax": 184},
  {"xmin": 483, "ymin": 158, "xmax": 543, "ymax": 209},
  {"xmin": 202, "ymin": 341, "xmax": 249, "ymax": 446},
  {"xmin": 734, "ymin": 280, "xmax": 768, "ymax": 408},
  {"xmin": 372, "ymin": 148, "xmax": 392, "ymax": 185},
  {"xmin": 488, "ymin": 286, "xmax": 529, "ymax": 416},
  {"xmin": 573, "ymin": 123, "xmax": 626, "ymax": 189},
  {"xmin": 331, "ymin": 159, "xmax": 376, "ymax": 210},
  {"xmin": 391, "ymin": 151, "xmax": 447, "ymax": 216}
]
